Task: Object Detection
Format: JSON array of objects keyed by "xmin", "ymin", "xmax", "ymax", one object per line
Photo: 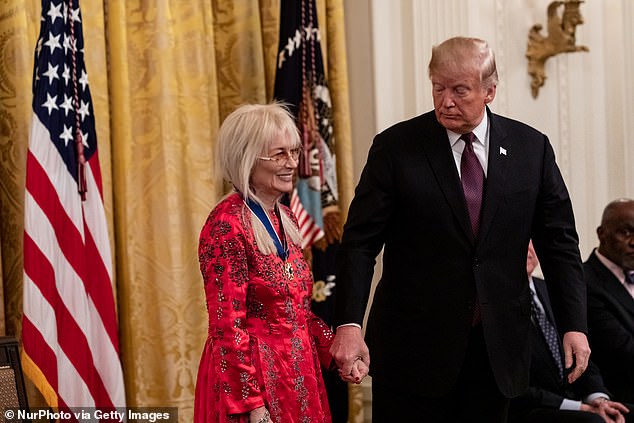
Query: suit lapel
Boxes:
[
  {"xmin": 589, "ymin": 254, "xmax": 634, "ymax": 317},
  {"xmin": 419, "ymin": 115, "xmax": 474, "ymax": 242},
  {"xmin": 477, "ymin": 110, "xmax": 510, "ymax": 246}
]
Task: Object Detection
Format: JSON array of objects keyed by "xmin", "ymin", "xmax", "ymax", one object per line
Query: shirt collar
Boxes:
[
  {"xmin": 594, "ymin": 248, "xmax": 627, "ymax": 284},
  {"xmin": 447, "ymin": 112, "xmax": 489, "ymax": 148}
]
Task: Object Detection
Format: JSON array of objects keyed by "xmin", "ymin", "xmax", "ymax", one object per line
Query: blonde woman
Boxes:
[{"xmin": 194, "ymin": 103, "xmax": 365, "ymax": 423}]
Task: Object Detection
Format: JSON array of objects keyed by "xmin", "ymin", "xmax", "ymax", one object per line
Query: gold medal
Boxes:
[{"xmin": 284, "ymin": 262, "xmax": 294, "ymax": 280}]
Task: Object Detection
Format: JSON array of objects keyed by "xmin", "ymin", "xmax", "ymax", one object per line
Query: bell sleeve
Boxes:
[
  {"xmin": 308, "ymin": 313, "xmax": 335, "ymax": 369},
  {"xmin": 199, "ymin": 216, "xmax": 264, "ymax": 414}
]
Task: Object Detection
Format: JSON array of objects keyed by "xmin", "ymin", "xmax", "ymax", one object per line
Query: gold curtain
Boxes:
[{"xmin": 0, "ymin": 0, "xmax": 359, "ymax": 421}]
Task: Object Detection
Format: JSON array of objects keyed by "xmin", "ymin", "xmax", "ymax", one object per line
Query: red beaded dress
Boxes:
[{"xmin": 194, "ymin": 193, "xmax": 334, "ymax": 423}]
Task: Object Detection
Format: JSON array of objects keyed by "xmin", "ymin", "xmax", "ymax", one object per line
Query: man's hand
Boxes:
[
  {"xmin": 580, "ymin": 398, "xmax": 629, "ymax": 423},
  {"xmin": 330, "ymin": 325, "xmax": 370, "ymax": 383},
  {"xmin": 562, "ymin": 331, "xmax": 591, "ymax": 383}
]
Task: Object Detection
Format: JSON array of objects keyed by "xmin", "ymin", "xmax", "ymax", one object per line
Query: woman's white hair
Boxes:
[{"xmin": 216, "ymin": 102, "xmax": 302, "ymax": 254}]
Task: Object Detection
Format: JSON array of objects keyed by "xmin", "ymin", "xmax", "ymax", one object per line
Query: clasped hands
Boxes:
[
  {"xmin": 580, "ymin": 397, "xmax": 630, "ymax": 423},
  {"xmin": 329, "ymin": 325, "xmax": 370, "ymax": 384}
]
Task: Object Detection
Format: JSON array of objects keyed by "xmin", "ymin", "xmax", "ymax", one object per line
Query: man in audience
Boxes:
[
  {"xmin": 585, "ymin": 198, "xmax": 634, "ymax": 403},
  {"xmin": 509, "ymin": 242, "xmax": 632, "ymax": 423}
]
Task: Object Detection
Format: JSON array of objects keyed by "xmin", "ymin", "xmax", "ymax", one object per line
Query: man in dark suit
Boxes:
[
  {"xmin": 509, "ymin": 242, "xmax": 631, "ymax": 423},
  {"xmin": 585, "ymin": 198, "xmax": 634, "ymax": 403},
  {"xmin": 330, "ymin": 36, "xmax": 590, "ymax": 422}
]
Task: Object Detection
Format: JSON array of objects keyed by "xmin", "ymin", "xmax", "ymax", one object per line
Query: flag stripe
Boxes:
[
  {"xmin": 83, "ymin": 227, "xmax": 118, "ymax": 346},
  {"xmin": 24, "ymin": 187, "xmax": 123, "ymax": 405},
  {"xmin": 24, "ymin": 188, "xmax": 90, "ymax": 335},
  {"xmin": 26, "ymin": 150, "xmax": 88, "ymax": 276},
  {"xmin": 26, "ymin": 148, "xmax": 119, "ymax": 348},
  {"xmin": 22, "ymin": 276, "xmax": 95, "ymax": 407},
  {"xmin": 290, "ymin": 189, "xmax": 324, "ymax": 248},
  {"xmin": 88, "ymin": 150, "xmax": 104, "ymax": 199},
  {"xmin": 21, "ymin": 317, "xmax": 59, "ymax": 392},
  {"xmin": 29, "ymin": 114, "xmax": 85, "ymax": 235},
  {"xmin": 23, "ymin": 233, "xmax": 113, "ymax": 406},
  {"xmin": 26, "ymin": 150, "xmax": 118, "ymax": 345},
  {"xmin": 83, "ymin": 161, "xmax": 113, "ymax": 280}
]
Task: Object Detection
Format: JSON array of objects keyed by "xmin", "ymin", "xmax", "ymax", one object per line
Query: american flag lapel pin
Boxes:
[{"xmin": 500, "ymin": 147, "xmax": 507, "ymax": 156}]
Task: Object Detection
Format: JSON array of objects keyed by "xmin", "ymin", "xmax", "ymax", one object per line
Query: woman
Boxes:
[{"xmin": 194, "ymin": 103, "xmax": 335, "ymax": 423}]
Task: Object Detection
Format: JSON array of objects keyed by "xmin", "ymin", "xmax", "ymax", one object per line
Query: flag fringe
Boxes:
[{"xmin": 21, "ymin": 349, "xmax": 59, "ymax": 408}]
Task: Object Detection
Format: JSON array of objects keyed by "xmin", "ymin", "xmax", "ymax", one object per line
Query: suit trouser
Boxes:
[{"xmin": 371, "ymin": 325, "xmax": 509, "ymax": 423}]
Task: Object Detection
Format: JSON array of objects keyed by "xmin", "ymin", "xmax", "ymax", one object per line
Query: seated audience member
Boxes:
[
  {"xmin": 509, "ymin": 242, "xmax": 632, "ymax": 423},
  {"xmin": 585, "ymin": 198, "xmax": 634, "ymax": 403}
]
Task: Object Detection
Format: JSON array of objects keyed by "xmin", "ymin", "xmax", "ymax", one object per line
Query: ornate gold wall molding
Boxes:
[{"xmin": 526, "ymin": 0, "xmax": 589, "ymax": 98}]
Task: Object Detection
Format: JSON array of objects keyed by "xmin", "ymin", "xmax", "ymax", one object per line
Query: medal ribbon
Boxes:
[{"xmin": 245, "ymin": 198, "xmax": 289, "ymax": 261}]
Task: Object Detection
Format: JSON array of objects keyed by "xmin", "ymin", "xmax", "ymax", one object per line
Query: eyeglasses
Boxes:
[{"xmin": 258, "ymin": 147, "xmax": 302, "ymax": 165}]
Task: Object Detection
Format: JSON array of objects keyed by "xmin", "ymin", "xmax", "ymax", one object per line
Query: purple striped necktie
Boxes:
[
  {"xmin": 460, "ymin": 132, "xmax": 485, "ymax": 325},
  {"xmin": 460, "ymin": 132, "xmax": 484, "ymax": 237}
]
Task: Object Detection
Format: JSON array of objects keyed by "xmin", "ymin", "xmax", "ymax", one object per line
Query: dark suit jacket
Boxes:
[
  {"xmin": 335, "ymin": 108, "xmax": 586, "ymax": 398},
  {"xmin": 510, "ymin": 277, "xmax": 608, "ymax": 416},
  {"xmin": 585, "ymin": 251, "xmax": 634, "ymax": 402}
]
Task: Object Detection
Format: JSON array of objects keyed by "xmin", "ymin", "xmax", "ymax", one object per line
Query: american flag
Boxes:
[
  {"xmin": 290, "ymin": 188, "xmax": 324, "ymax": 248},
  {"xmin": 274, "ymin": 0, "xmax": 337, "ymax": 249},
  {"xmin": 22, "ymin": 0, "xmax": 125, "ymax": 410}
]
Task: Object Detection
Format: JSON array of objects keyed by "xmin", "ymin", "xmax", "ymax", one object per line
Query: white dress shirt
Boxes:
[{"xmin": 447, "ymin": 114, "xmax": 490, "ymax": 177}]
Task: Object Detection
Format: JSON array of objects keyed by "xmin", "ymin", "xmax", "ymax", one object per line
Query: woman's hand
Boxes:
[
  {"xmin": 338, "ymin": 355, "xmax": 369, "ymax": 384},
  {"xmin": 249, "ymin": 406, "xmax": 271, "ymax": 423}
]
